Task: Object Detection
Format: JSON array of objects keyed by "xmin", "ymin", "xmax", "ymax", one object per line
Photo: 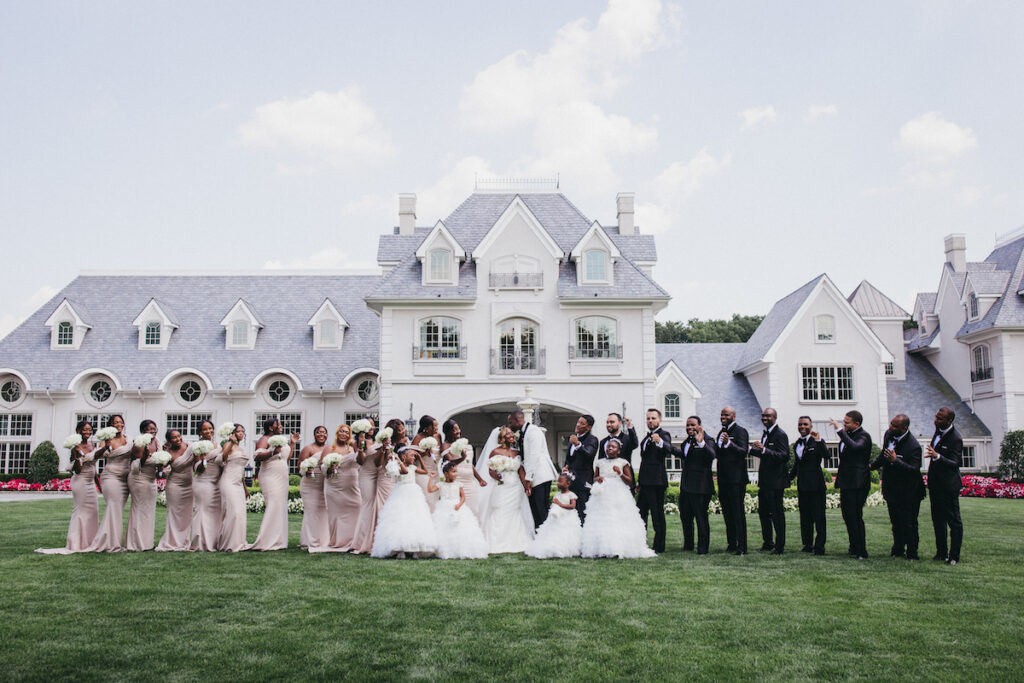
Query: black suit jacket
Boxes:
[
  {"xmin": 754, "ymin": 425, "xmax": 790, "ymax": 490},
  {"xmin": 927, "ymin": 426, "xmax": 963, "ymax": 494},
  {"xmin": 599, "ymin": 427, "xmax": 639, "ymax": 461},
  {"xmin": 564, "ymin": 431, "xmax": 599, "ymax": 486},
  {"xmin": 680, "ymin": 438, "xmax": 716, "ymax": 495},
  {"xmin": 637, "ymin": 428, "xmax": 676, "ymax": 487},
  {"xmin": 835, "ymin": 428, "xmax": 872, "ymax": 490},
  {"xmin": 715, "ymin": 423, "xmax": 750, "ymax": 485},
  {"xmin": 789, "ymin": 436, "xmax": 827, "ymax": 492},
  {"xmin": 870, "ymin": 430, "xmax": 924, "ymax": 499}
]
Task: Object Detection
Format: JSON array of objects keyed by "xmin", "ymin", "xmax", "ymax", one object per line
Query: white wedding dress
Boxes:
[
  {"xmin": 479, "ymin": 454, "xmax": 535, "ymax": 553},
  {"xmin": 581, "ymin": 458, "xmax": 656, "ymax": 559}
]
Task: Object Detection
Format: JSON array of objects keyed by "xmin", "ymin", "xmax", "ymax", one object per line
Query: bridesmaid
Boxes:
[
  {"xmin": 374, "ymin": 418, "xmax": 405, "ymax": 519},
  {"xmin": 87, "ymin": 415, "xmax": 131, "ymax": 552},
  {"xmin": 411, "ymin": 415, "xmax": 440, "ymax": 512},
  {"xmin": 126, "ymin": 419, "xmax": 160, "ymax": 551},
  {"xmin": 440, "ymin": 418, "xmax": 487, "ymax": 518},
  {"xmin": 246, "ymin": 419, "xmax": 298, "ymax": 550},
  {"xmin": 156, "ymin": 429, "xmax": 194, "ymax": 551},
  {"xmin": 36, "ymin": 420, "xmax": 99, "ymax": 554},
  {"xmin": 349, "ymin": 418, "xmax": 384, "ymax": 554},
  {"xmin": 190, "ymin": 420, "xmax": 223, "ymax": 551},
  {"xmin": 218, "ymin": 424, "xmax": 248, "ymax": 551},
  {"xmin": 318, "ymin": 424, "xmax": 361, "ymax": 551},
  {"xmin": 296, "ymin": 426, "xmax": 329, "ymax": 550}
]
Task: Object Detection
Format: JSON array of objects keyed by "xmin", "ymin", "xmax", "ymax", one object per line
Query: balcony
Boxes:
[
  {"xmin": 491, "ymin": 348, "xmax": 545, "ymax": 375},
  {"xmin": 488, "ymin": 271, "xmax": 543, "ymax": 290},
  {"xmin": 413, "ymin": 345, "xmax": 467, "ymax": 360},
  {"xmin": 569, "ymin": 344, "xmax": 623, "ymax": 359},
  {"xmin": 971, "ymin": 367, "xmax": 993, "ymax": 382},
  {"xmin": 412, "ymin": 345, "xmax": 467, "ymax": 377},
  {"xmin": 567, "ymin": 344, "xmax": 623, "ymax": 376}
]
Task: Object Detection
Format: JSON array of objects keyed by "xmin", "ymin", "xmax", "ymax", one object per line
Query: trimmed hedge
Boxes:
[{"xmin": 27, "ymin": 441, "xmax": 59, "ymax": 484}]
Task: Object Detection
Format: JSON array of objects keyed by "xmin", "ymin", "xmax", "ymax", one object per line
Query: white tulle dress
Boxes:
[
  {"xmin": 431, "ymin": 481, "xmax": 489, "ymax": 559},
  {"xmin": 581, "ymin": 458, "xmax": 655, "ymax": 559},
  {"xmin": 526, "ymin": 491, "xmax": 582, "ymax": 559},
  {"xmin": 481, "ymin": 455, "xmax": 535, "ymax": 554},
  {"xmin": 371, "ymin": 460, "xmax": 438, "ymax": 558}
]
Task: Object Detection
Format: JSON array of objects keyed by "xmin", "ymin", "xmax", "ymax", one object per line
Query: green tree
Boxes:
[
  {"xmin": 655, "ymin": 314, "xmax": 765, "ymax": 344},
  {"xmin": 997, "ymin": 430, "xmax": 1024, "ymax": 482},
  {"xmin": 27, "ymin": 441, "xmax": 59, "ymax": 483}
]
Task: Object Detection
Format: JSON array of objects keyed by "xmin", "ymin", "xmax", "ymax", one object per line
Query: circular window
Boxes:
[
  {"xmin": 1, "ymin": 380, "xmax": 22, "ymax": 405},
  {"xmin": 89, "ymin": 380, "xmax": 112, "ymax": 405},
  {"xmin": 267, "ymin": 379, "xmax": 291, "ymax": 405},
  {"xmin": 356, "ymin": 378, "xmax": 379, "ymax": 404},
  {"xmin": 179, "ymin": 380, "xmax": 203, "ymax": 405}
]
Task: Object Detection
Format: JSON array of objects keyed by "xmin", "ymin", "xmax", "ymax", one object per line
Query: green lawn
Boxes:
[{"xmin": 1, "ymin": 498, "xmax": 1022, "ymax": 681}]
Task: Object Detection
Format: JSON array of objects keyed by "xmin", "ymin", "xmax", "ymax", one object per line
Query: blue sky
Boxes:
[{"xmin": 2, "ymin": 0, "xmax": 1023, "ymax": 338}]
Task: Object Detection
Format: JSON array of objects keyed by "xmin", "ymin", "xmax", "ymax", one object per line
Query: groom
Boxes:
[{"xmin": 509, "ymin": 410, "xmax": 558, "ymax": 529}]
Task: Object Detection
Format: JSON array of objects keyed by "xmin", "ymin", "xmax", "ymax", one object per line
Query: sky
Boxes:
[{"xmin": 2, "ymin": 0, "xmax": 1023, "ymax": 339}]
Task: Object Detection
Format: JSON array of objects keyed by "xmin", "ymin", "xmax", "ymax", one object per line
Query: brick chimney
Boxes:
[
  {"xmin": 944, "ymin": 233, "xmax": 966, "ymax": 272},
  {"xmin": 398, "ymin": 193, "xmax": 416, "ymax": 235},
  {"xmin": 616, "ymin": 192, "xmax": 635, "ymax": 235}
]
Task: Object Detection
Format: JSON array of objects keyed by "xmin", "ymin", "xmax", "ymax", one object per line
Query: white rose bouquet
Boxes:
[
  {"xmin": 149, "ymin": 451, "xmax": 171, "ymax": 467},
  {"xmin": 449, "ymin": 438, "xmax": 470, "ymax": 456},
  {"xmin": 63, "ymin": 434, "xmax": 83, "ymax": 450},
  {"xmin": 418, "ymin": 436, "xmax": 438, "ymax": 452},
  {"xmin": 384, "ymin": 457, "xmax": 401, "ymax": 480},
  {"xmin": 374, "ymin": 427, "xmax": 393, "ymax": 444},
  {"xmin": 216, "ymin": 422, "xmax": 236, "ymax": 446},
  {"xmin": 95, "ymin": 427, "xmax": 118, "ymax": 442},
  {"xmin": 488, "ymin": 454, "xmax": 518, "ymax": 484},
  {"xmin": 299, "ymin": 453, "xmax": 320, "ymax": 476},
  {"xmin": 350, "ymin": 419, "xmax": 372, "ymax": 435},
  {"xmin": 322, "ymin": 452, "xmax": 342, "ymax": 476},
  {"xmin": 134, "ymin": 434, "xmax": 153, "ymax": 449},
  {"xmin": 192, "ymin": 440, "xmax": 215, "ymax": 456},
  {"xmin": 268, "ymin": 434, "xmax": 289, "ymax": 448}
]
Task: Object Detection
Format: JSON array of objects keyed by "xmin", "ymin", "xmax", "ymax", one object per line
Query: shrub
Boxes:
[
  {"xmin": 997, "ymin": 430, "xmax": 1024, "ymax": 482},
  {"xmin": 289, "ymin": 474, "xmax": 301, "ymax": 487},
  {"xmin": 27, "ymin": 441, "xmax": 59, "ymax": 484}
]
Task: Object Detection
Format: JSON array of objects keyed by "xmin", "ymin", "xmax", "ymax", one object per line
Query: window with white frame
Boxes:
[
  {"xmin": 88, "ymin": 379, "xmax": 114, "ymax": 407},
  {"xmin": 814, "ymin": 315, "xmax": 835, "ymax": 343},
  {"xmin": 165, "ymin": 413, "xmax": 213, "ymax": 440},
  {"xmin": 266, "ymin": 379, "xmax": 292, "ymax": 407},
  {"xmin": 574, "ymin": 316, "xmax": 617, "ymax": 358},
  {"xmin": 962, "ymin": 445, "xmax": 976, "ymax": 469},
  {"xmin": 584, "ymin": 249, "xmax": 608, "ymax": 282},
  {"xmin": 665, "ymin": 445, "xmax": 682, "ymax": 473},
  {"xmin": 57, "ymin": 321, "xmax": 74, "ymax": 346},
  {"xmin": 498, "ymin": 318, "xmax": 538, "ymax": 371},
  {"xmin": 75, "ymin": 413, "xmax": 118, "ymax": 432},
  {"xmin": 144, "ymin": 322, "xmax": 161, "ymax": 346},
  {"xmin": 318, "ymin": 320, "xmax": 337, "ymax": 347},
  {"xmin": 418, "ymin": 317, "xmax": 462, "ymax": 359},
  {"xmin": 0, "ymin": 413, "xmax": 32, "ymax": 474},
  {"xmin": 972, "ymin": 345, "xmax": 992, "ymax": 382},
  {"xmin": 801, "ymin": 366, "xmax": 854, "ymax": 402},
  {"xmin": 824, "ymin": 443, "xmax": 841, "ymax": 469},
  {"xmin": 178, "ymin": 380, "xmax": 204, "ymax": 406},
  {"xmin": 254, "ymin": 412, "xmax": 303, "ymax": 473},
  {"xmin": 1, "ymin": 379, "xmax": 23, "ymax": 406},
  {"xmin": 664, "ymin": 394, "xmax": 680, "ymax": 418},
  {"xmin": 969, "ymin": 292, "xmax": 979, "ymax": 320},
  {"xmin": 884, "ymin": 362, "xmax": 895, "ymax": 376},
  {"xmin": 428, "ymin": 249, "xmax": 452, "ymax": 282},
  {"xmin": 345, "ymin": 411, "xmax": 379, "ymax": 425},
  {"xmin": 231, "ymin": 321, "xmax": 249, "ymax": 347},
  {"xmin": 355, "ymin": 378, "xmax": 379, "ymax": 405}
]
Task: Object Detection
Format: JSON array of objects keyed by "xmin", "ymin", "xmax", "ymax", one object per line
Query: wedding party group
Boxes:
[{"xmin": 35, "ymin": 401, "xmax": 966, "ymax": 564}]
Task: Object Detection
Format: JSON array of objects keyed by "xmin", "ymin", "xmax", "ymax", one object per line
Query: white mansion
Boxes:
[{"xmin": 0, "ymin": 187, "xmax": 1016, "ymax": 477}]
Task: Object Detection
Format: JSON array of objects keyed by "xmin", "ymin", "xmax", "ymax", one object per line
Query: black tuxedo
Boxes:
[
  {"xmin": 680, "ymin": 437, "xmax": 716, "ymax": 553},
  {"xmin": 637, "ymin": 427, "xmax": 676, "ymax": 553},
  {"xmin": 716, "ymin": 422, "xmax": 749, "ymax": 553},
  {"xmin": 927, "ymin": 426, "xmax": 964, "ymax": 561},
  {"xmin": 870, "ymin": 430, "xmax": 924, "ymax": 558},
  {"xmin": 564, "ymin": 431, "xmax": 598, "ymax": 522},
  {"xmin": 753, "ymin": 424, "xmax": 790, "ymax": 552},
  {"xmin": 836, "ymin": 427, "xmax": 873, "ymax": 558},
  {"xmin": 789, "ymin": 435, "xmax": 827, "ymax": 552}
]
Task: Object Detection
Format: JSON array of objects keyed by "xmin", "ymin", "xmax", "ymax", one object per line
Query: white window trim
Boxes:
[
  {"xmin": 663, "ymin": 393, "xmax": 681, "ymax": 419},
  {"xmin": 0, "ymin": 378, "xmax": 26, "ymax": 408},
  {"xmin": 425, "ymin": 248, "xmax": 454, "ymax": 284},
  {"xmin": 264, "ymin": 378, "xmax": 295, "ymax": 408},
  {"xmin": 85, "ymin": 377, "xmax": 117, "ymax": 408},
  {"xmin": 814, "ymin": 314, "xmax": 836, "ymax": 344},
  {"xmin": 45, "ymin": 300, "xmax": 91, "ymax": 351},
  {"xmin": 307, "ymin": 299, "xmax": 348, "ymax": 351},
  {"xmin": 798, "ymin": 364, "xmax": 856, "ymax": 404},
  {"xmin": 968, "ymin": 291, "xmax": 980, "ymax": 320},
  {"xmin": 220, "ymin": 300, "xmax": 262, "ymax": 351},
  {"xmin": 581, "ymin": 249, "xmax": 611, "ymax": 285},
  {"xmin": 415, "ymin": 315, "xmax": 464, "ymax": 360},
  {"xmin": 570, "ymin": 315, "xmax": 620, "ymax": 361}
]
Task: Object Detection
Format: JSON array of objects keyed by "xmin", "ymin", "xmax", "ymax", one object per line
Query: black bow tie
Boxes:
[{"xmin": 798, "ymin": 436, "xmax": 807, "ymax": 444}]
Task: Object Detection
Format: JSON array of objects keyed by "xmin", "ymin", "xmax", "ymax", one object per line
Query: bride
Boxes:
[{"xmin": 475, "ymin": 426, "xmax": 534, "ymax": 553}]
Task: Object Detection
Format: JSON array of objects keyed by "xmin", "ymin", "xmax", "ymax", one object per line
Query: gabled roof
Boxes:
[
  {"xmin": 364, "ymin": 254, "xmax": 477, "ymax": 302},
  {"xmin": 414, "ymin": 220, "xmax": 466, "ymax": 260},
  {"xmin": 569, "ymin": 221, "xmax": 622, "ymax": 261},
  {"xmin": 442, "ymin": 193, "xmax": 592, "ymax": 254},
  {"xmin": 734, "ymin": 275, "xmax": 824, "ymax": 371},
  {"xmin": 656, "ymin": 343, "xmax": 761, "ymax": 429},
  {"xmin": 955, "ymin": 234, "xmax": 1024, "ymax": 337},
  {"xmin": 847, "ymin": 280, "xmax": 909, "ymax": 319},
  {"xmin": 131, "ymin": 298, "xmax": 180, "ymax": 328},
  {"xmin": 556, "ymin": 259, "xmax": 669, "ymax": 301},
  {"xmin": 964, "ymin": 270, "xmax": 1011, "ymax": 297},
  {"xmin": 906, "ymin": 325, "xmax": 940, "ymax": 353},
  {"xmin": 914, "ymin": 292, "xmax": 937, "ymax": 316},
  {"xmin": 887, "ymin": 353, "xmax": 990, "ymax": 439},
  {"xmin": 220, "ymin": 299, "xmax": 264, "ymax": 328},
  {"xmin": 43, "ymin": 298, "xmax": 92, "ymax": 328},
  {"xmin": 306, "ymin": 298, "xmax": 349, "ymax": 328}
]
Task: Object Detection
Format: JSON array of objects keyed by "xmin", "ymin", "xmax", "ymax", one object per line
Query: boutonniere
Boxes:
[{"xmin": 514, "ymin": 431, "xmax": 521, "ymax": 440}]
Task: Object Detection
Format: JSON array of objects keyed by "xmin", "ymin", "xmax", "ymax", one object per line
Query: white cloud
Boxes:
[
  {"xmin": 0, "ymin": 284, "xmax": 59, "ymax": 341},
  {"xmin": 641, "ymin": 148, "xmax": 732, "ymax": 234},
  {"xmin": 905, "ymin": 167, "xmax": 955, "ymax": 189},
  {"xmin": 955, "ymin": 185, "xmax": 988, "ymax": 207},
  {"xmin": 897, "ymin": 111, "xmax": 976, "ymax": 163},
  {"xmin": 0, "ymin": 314, "xmax": 23, "ymax": 342},
  {"xmin": 739, "ymin": 105, "xmax": 777, "ymax": 130},
  {"xmin": 805, "ymin": 104, "xmax": 838, "ymax": 122},
  {"xmin": 239, "ymin": 87, "xmax": 395, "ymax": 168},
  {"xmin": 860, "ymin": 185, "xmax": 901, "ymax": 197},
  {"xmin": 263, "ymin": 247, "xmax": 376, "ymax": 271},
  {"xmin": 417, "ymin": 156, "xmax": 495, "ymax": 224}
]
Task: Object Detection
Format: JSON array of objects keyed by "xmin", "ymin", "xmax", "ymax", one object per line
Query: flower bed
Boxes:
[
  {"xmin": 959, "ymin": 475, "xmax": 1024, "ymax": 499},
  {"xmin": 0, "ymin": 478, "xmax": 72, "ymax": 492}
]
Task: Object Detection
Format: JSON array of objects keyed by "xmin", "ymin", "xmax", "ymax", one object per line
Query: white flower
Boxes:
[
  {"xmin": 287, "ymin": 497, "xmax": 304, "ymax": 514},
  {"xmin": 95, "ymin": 427, "xmax": 118, "ymax": 442},
  {"xmin": 350, "ymin": 419, "xmax": 372, "ymax": 434},
  {"xmin": 321, "ymin": 452, "xmax": 342, "ymax": 471},
  {"xmin": 374, "ymin": 427, "xmax": 393, "ymax": 444},
  {"xmin": 268, "ymin": 435, "xmax": 289, "ymax": 449},
  {"xmin": 63, "ymin": 434, "xmax": 83, "ymax": 450},
  {"xmin": 149, "ymin": 451, "xmax": 171, "ymax": 467},
  {"xmin": 418, "ymin": 437, "xmax": 438, "ymax": 452},
  {"xmin": 216, "ymin": 422, "xmax": 236, "ymax": 445},
  {"xmin": 134, "ymin": 434, "xmax": 153, "ymax": 448},
  {"xmin": 299, "ymin": 454, "xmax": 320, "ymax": 474},
  {"xmin": 246, "ymin": 492, "xmax": 266, "ymax": 513},
  {"xmin": 156, "ymin": 491, "xmax": 167, "ymax": 507},
  {"xmin": 664, "ymin": 502, "xmax": 679, "ymax": 515},
  {"xmin": 192, "ymin": 440, "xmax": 215, "ymax": 456},
  {"xmin": 449, "ymin": 438, "xmax": 470, "ymax": 456},
  {"xmin": 385, "ymin": 458, "xmax": 401, "ymax": 479}
]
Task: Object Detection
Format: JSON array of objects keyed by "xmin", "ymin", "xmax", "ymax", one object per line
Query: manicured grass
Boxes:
[{"xmin": 1, "ymin": 498, "xmax": 1022, "ymax": 681}]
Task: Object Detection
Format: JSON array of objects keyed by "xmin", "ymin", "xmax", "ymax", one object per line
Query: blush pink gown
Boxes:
[
  {"xmin": 156, "ymin": 446, "xmax": 195, "ymax": 551},
  {"xmin": 316, "ymin": 450, "xmax": 361, "ymax": 551},
  {"xmin": 190, "ymin": 447, "xmax": 223, "ymax": 551},
  {"xmin": 298, "ymin": 449, "xmax": 328, "ymax": 550},
  {"xmin": 246, "ymin": 447, "xmax": 290, "ymax": 551},
  {"xmin": 348, "ymin": 443, "xmax": 381, "ymax": 554},
  {"xmin": 87, "ymin": 443, "xmax": 132, "ymax": 552},
  {"xmin": 415, "ymin": 447, "xmax": 439, "ymax": 512},
  {"xmin": 126, "ymin": 454, "xmax": 159, "ymax": 551},
  {"xmin": 218, "ymin": 447, "xmax": 248, "ymax": 551},
  {"xmin": 36, "ymin": 445, "xmax": 99, "ymax": 554}
]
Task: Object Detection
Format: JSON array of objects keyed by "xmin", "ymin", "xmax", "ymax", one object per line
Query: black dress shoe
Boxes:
[
  {"xmin": 847, "ymin": 550, "xmax": 857, "ymax": 557},
  {"xmin": 697, "ymin": 550, "xmax": 708, "ymax": 555},
  {"xmin": 733, "ymin": 550, "xmax": 746, "ymax": 556},
  {"xmin": 946, "ymin": 558, "xmax": 958, "ymax": 566},
  {"xmin": 906, "ymin": 554, "xmax": 919, "ymax": 561},
  {"xmin": 682, "ymin": 546, "xmax": 694, "ymax": 551},
  {"xmin": 932, "ymin": 554, "xmax": 946, "ymax": 561},
  {"xmin": 771, "ymin": 549, "xmax": 784, "ymax": 555},
  {"xmin": 759, "ymin": 544, "xmax": 774, "ymax": 552},
  {"xmin": 856, "ymin": 555, "xmax": 867, "ymax": 560},
  {"xmin": 725, "ymin": 545, "xmax": 737, "ymax": 552},
  {"xmin": 801, "ymin": 546, "xmax": 812, "ymax": 553},
  {"xmin": 813, "ymin": 549, "xmax": 825, "ymax": 556}
]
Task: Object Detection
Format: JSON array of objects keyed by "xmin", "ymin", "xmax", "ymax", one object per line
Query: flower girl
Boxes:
[
  {"xmin": 371, "ymin": 446, "xmax": 438, "ymax": 559},
  {"xmin": 581, "ymin": 439, "xmax": 655, "ymax": 559},
  {"xmin": 526, "ymin": 472, "xmax": 582, "ymax": 559},
  {"xmin": 427, "ymin": 461, "xmax": 489, "ymax": 559}
]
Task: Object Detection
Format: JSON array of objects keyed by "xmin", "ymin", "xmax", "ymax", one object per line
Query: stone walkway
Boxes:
[{"xmin": 0, "ymin": 492, "xmax": 72, "ymax": 502}]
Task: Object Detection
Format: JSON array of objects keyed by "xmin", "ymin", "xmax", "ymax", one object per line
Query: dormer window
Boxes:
[
  {"xmin": 307, "ymin": 298, "xmax": 348, "ymax": 350},
  {"xmin": 429, "ymin": 249, "xmax": 452, "ymax": 282},
  {"xmin": 231, "ymin": 321, "xmax": 249, "ymax": 346},
  {"xmin": 584, "ymin": 250, "xmax": 608, "ymax": 282},
  {"xmin": 220, "ymin": 299, "xmax": 262, "ymax": 351},
  {"xmin": 132, "ymin": 299, "xmax": 177, "ymax": 350},
  {"xmin": 416, "ymin": 220, "xmax": 465, "ymax": 286},
  {"xmin": 45, "ymin": 298, "xmax": 91, "ymax": 350},
  {"xmin": 969, "ymin": 292, "xmax": 979, "ymax": 319},
  {"xmin": 144, "ymin": 322, "xmax": 161, "ymax": 346},
  {"xmin": 814, "ymin": 315, "xmax": 835, "ymax": 343},
  {"xmin": 570, "ymin": 221, "xmax": 621, "ymax": 287},
  {"xmin": 318, "ymin": 321, "xmax": 337, "ymax": 346},
  {"xmin": 57, "ymin": 322, "xmax": 74, "ymax": 346}
]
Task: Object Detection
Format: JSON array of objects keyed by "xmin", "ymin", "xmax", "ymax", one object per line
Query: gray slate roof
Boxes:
[
  {"xmin": 906, "ymin": 325, "xmax": 940, "ymax": 353},
  {"xmin": 556, "ymin": 260, "xmax": 669, "ymax": 300},
  {"xmin": 656, "ymin": 343, "xmax": 762, "ymax": 430},
  {"xmin": 914, "ymin": 292, "xmax": 937, "ymax": 316},
  {"xmin": 966, "ymin": 270, "xmax": 1011, "ymax": 296},
  {"xmin": 955, "ymin": 235, "xmax": 1024, "ymax": 337},
  {"xmin": 734, "ymin": 274, "xmax": 826, "ymax": 371},
  {"xmin": 0, "ymin": 274, "xmax": 381, "ymax": 391},
  {"xmin": 887, "ymin": 353, "xmax": 991, "ymax": 439},
  {"xmin": 847, "ymin": 280, "xmax": 909, "ymax": 318},
  {"xmin": 365, "ymin": 254, "xmax": 477, "ymax": 301}
]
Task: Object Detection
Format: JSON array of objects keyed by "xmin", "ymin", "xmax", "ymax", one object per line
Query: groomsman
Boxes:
[
  {"xmin": 599, "ymin": 413, "xmax": 639, "ymax": 491},
  {"xmin": 680, "ymin": 416, "xmax": 716, "ymax": 554},
  {"xmin": 830, "ymin": 411, "xmax": 872, "ymax": 560},
  {"xmin": 717, "ymin": 406, "xmax": 750, "ymax": 555},
  {"xmin": 637, "ymin": 408, "xmax": 676, "ymax": 554},
  {"xmin": 870, "ymin": 414, "xmax": 924, "ymax": 560},
  {"xmin": 564, "ymin": 414, "xmax": 599, "ymax": 522},
  {"xmin": 925, "ymin": 407, "xmax": 964, "ymax": 565},
  {"xmin": 789, "ymin": 416, "xmax": 827, "ymax": 555},
  {"xmin": 750, "ymin": 408, "xmax": 790, "ymax": 554}
]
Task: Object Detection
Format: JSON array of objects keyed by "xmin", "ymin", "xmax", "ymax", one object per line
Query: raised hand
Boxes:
[{"xmin": 810, "ymin": 430, "xmax": 820, "ymax": 441}]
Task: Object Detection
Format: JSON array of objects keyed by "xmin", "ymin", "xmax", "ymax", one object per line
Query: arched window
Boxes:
[
  {"xmin": 0, "ymin": 379, "xmax": 22, "ymax": 405},
  {"xmin": 56, "ymin": 321, "xmax": 74, "ymax": 346},
  {"xmin": 584, "ymin": 249, "xmax": 608, "ymax": 282},
  {"xmin": 231, "ymin": 321, "xmax": 249, "ymax": 346},
  {"xmin": 88, "ymin": 379, "xmax": 113, "ymax": 406},
  {"xmin": 664, "ymin": 393, "xmax": 680, "ymax": 418},
  {"xmin": 574, "ymin": 316, "xmax": 617, "ymax": 358},
  {"xmin": 418, "ymin": 317, "xmax": 461, "ymax": 359},
  {"xmin": 814, "ymin": 315, "xmax": 835, "ymax": 343},
  {"xmin": 144, "ymin": 322, "xmax": 161, "ymax": 346},
  {"xmin": 969, "ymin": 292, "xmax": 979, "ymax": 319},
  {"xmin": 972, "ymin": 345, "xmax": 992, "ymax": 381},
  {"xmin": 267, "ymin": 379, "xmax": 291, "ymax": 406},
  {"xmin": 429, "ymin": 249, "xmax": 452, "ymax": 282},
  {"xmin": 498, "ymin": 318, "xmax": 538, "ymax": 371}
]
